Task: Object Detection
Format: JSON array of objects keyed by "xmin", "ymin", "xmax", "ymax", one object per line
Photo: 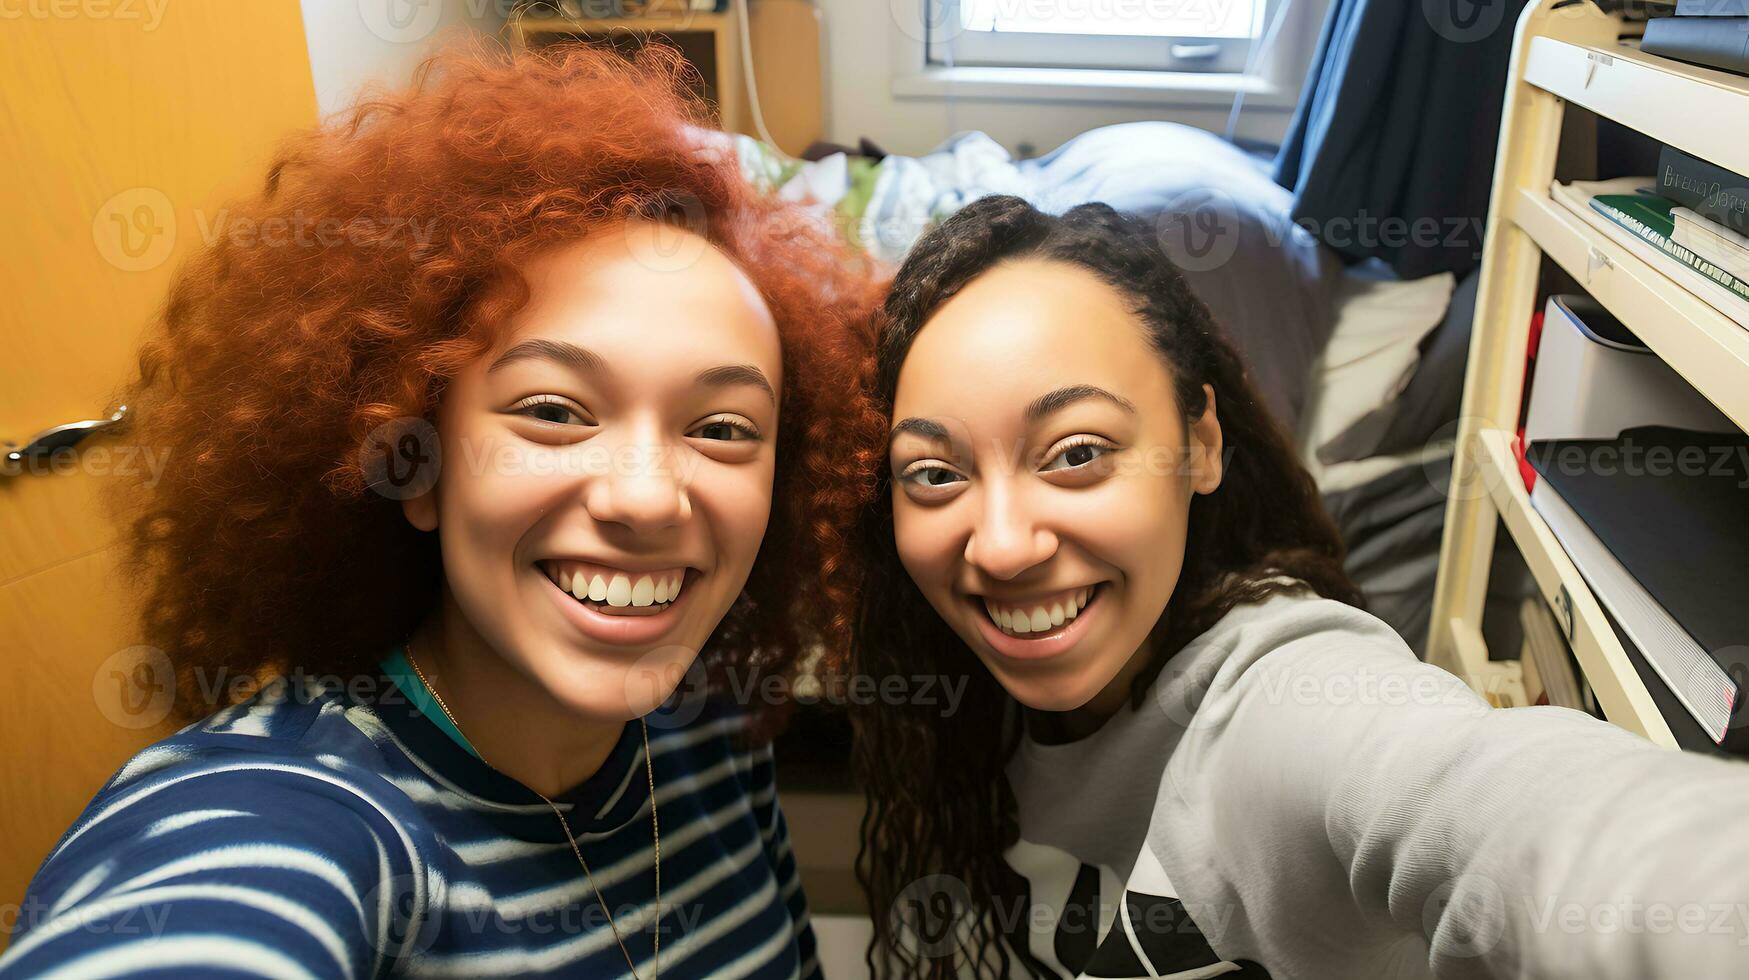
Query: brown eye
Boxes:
[
  {"xmin": 897, "ymin": 463, "xmax": 966, "ymax": 491},
  {"xmin": 689, "ymin": 417, "xmax": 762, "ymax": 441},
  {"xmin": 1041, "ymin": 440, "xmax": 1114, "ymax": 473},
  {"xmin": 512, "ymin": 395, "xmax": 590, "ymax": 427}
]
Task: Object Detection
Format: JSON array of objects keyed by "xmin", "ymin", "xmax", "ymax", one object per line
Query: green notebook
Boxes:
[{"xmin": 1590, "ymin": 193, "xmax": 1749, "ymax": 307}]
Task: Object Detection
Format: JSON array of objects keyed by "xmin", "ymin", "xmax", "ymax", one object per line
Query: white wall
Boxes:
[
  {"xmin": 300, "ymin": 0, "xmax": 511, "ymax": 118},
  {"xmin": 814, "ymin": 0, "xmax": 1322, "ymax": 158}
]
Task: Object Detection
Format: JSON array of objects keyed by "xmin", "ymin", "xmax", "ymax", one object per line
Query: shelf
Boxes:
[
  {"xmin": 1468, "ymin": 428, "xmax": 1678, "ymax": 748},
  {"xmin": 1523, "ymin": 35, "xmax": 1749, "ymax": 178},
  {"xmin": 1510, "ymin": 187, "xmax": 1749, "ymax": 432},
  {"xmin": 514, "ymin": 13, "xmax": 729, "ymax": 38}
]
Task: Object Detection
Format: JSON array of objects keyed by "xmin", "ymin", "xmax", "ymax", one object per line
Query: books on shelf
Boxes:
[
  {"xmin": 1673, "ymin": 207, "xmax": 1749, "ymax": 278},
  {"xmin": 1519, "ymin": 597, "xmax": 1596, "ymax": 714},
  {"xmin": 1643, "ymin": 14, "xmax": 1749, "ymax": 76},
  {"xmin": 1526, "ymin": 427, "xmax": 1749, "ymax": 752},
  {"xmin": 1549, "ymin": 178, "xmax": 1749, "ymax": 329},
  {"xmin": 1657, "ymin": 144, "xmax": 1749, "ymax": 239}
]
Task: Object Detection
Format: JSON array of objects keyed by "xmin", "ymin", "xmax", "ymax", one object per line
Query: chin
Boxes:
[
  {"xmin": 529, "ymin": 639, "xmax": 701, "ymax": 721},
  {"xmin": 984, "ymin": 664, "xmax": 1109, "ymax": 715}
]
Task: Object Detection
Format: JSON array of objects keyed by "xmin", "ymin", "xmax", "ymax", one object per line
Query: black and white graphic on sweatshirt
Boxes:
[{"xmin": 1000, "ymin": 840, "xmax": 1272, "ymax": 979}]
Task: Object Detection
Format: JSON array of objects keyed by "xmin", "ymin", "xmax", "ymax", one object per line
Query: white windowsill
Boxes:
[{"xmin": 891, "ymin": 65, "xmax": 1298, "ymax": 109}]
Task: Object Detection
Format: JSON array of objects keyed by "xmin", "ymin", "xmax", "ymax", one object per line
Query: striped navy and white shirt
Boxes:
[{"xmin": 2, "ymin": 650, "xmax": 819, "ymax": 978}]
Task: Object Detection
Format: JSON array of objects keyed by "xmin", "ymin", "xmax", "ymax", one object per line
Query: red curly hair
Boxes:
[{"xmin": 110, "ymin": 39, "xmax": 883, "ymax": 722}]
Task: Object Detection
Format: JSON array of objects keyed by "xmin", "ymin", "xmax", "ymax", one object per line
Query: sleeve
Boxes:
[
  {"xmin": 745, "ymin": 740, "xmax": 823, "ymax": 980},
  {"xmin": 0, "ymin": 760, "xmax": 427, "ymax": 979},
  {"xmin": 1151, "ymin": 600, "xmax": 1749, "ymax": 980}
]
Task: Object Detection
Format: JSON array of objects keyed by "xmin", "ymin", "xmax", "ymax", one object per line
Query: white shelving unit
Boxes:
[{"xmin": 1427, "ymin": 0, "xmax": 1749, "ymax": 749}]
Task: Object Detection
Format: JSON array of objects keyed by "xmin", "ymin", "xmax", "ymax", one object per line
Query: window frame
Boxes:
[{"xmin": 926, "ymin": 0, "xmax": 1271, "ymax": 75}]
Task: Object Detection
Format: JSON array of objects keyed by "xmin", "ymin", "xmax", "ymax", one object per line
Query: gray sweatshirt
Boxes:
[{"xmin": 1002, "ymin": 592, "xmax": 1749, "ymax": 979}]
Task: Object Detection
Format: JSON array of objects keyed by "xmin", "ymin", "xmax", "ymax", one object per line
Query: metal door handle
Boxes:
[
  {"xmin": 3, "ymin": 405, "xmax": 130, "ymax": 476},
  {"xmin": 1171, "ymin": 43, "xmax": 1222, "ymax": 61}
]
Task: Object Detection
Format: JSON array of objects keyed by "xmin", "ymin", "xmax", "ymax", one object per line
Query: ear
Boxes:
[
  {"xmin": 1188, "ymin": 383, "xmax": 1224, "ymax": 496},
  {"xmin": 402, "ymin": 488, "xmax": 438, "ymax": 532}
]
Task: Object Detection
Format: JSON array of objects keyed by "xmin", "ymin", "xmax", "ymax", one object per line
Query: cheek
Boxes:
[
  {"xmin": 440, "ymin": 435, "xmax": 572, "ymax": 548},
  {"xmin": 1100, "ymin": 475, "xmax": 1191, "ymax": 595},
  {"xmin": 892, "ymin": 501, "xmax": 960, "ymax": 591},
  {"xmin": 692, "ymin": 457, "xmax": 776, "ymax": 564}
]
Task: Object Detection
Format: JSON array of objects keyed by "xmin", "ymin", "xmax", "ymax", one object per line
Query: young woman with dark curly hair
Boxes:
[
  {"xmin": 846, "ymin": 195, "xmax": 1749, "ymax": 979},
  {"xmin": 0, "ymin": 43, "xmax": 877, "ymax": 979}
]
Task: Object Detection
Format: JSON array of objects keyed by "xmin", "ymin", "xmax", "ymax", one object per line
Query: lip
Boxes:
[
  {"xmin": 540, "ymin": 566, "xmax": 696, "ymax": 648},
  {"xmin": 967, "ymin": 583, "xmax": 1105, "ymax": 662}
]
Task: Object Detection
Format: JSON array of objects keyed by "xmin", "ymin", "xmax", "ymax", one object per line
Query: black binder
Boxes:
[{"xmin": 1527, "ymin": 426, "xmax": 1749, "ymax": 752}]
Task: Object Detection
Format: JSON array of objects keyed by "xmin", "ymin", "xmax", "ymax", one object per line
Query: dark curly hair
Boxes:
[
  {"xmin": 107, "ymin": 39, "xmax": 881, "ymax": 725},
  {"xmin": 846, "ymin": 196, "xmax": 1361, "ymax": 977}
]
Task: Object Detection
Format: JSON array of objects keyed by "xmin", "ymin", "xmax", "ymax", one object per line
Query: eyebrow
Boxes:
[
  {"xmin": 695, "ymin": 363, "xmax": 776, "ymax": 405},
  {"xmin": 486, "ymin": 339, "xmax": 601, "ymax": 375},
  {"xmin": 487, "ymin": 339, "xmax": 775, "ymax": 404},
  {"xmin": 888, "ymin": 417, "xmax": 951, "ymax": 443},
  {"xmin": 1025, "ymin": 384, "xmax": 1137, "ymax": 422}
]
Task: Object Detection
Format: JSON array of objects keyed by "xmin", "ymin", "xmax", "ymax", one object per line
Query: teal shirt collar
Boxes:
[{"xmin": 381, "ymin": 646, "xmax": 482, "ymax": 759}]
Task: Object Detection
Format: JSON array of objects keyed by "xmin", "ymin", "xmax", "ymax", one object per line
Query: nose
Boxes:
[
  {"xmin": 963, "ymin": 480, "xmax": 1057, "ymax": 581},
  {"xmin": 583, "ymin": 430, "xmax": 691, "ymax": 533}
]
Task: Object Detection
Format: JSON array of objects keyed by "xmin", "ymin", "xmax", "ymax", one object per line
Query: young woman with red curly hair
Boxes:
[{"xmin": 0, "ymin": 43, "xmax": 876, "ymax": 979}]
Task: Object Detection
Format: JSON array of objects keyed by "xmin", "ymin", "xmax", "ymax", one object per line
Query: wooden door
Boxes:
[{"xmin": 0, "ymin": 1, "xmax": 318, "ymax": 936}]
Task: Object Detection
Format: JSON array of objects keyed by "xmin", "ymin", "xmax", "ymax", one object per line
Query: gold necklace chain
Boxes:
[{"xmin": 404, "ymin": 641, "xmax": 660, "ymax": 980}]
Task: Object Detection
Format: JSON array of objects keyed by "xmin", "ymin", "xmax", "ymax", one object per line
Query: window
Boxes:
[{"xmin": 927, "ymin": 0, "xmax": 1276, "ymax": 75}]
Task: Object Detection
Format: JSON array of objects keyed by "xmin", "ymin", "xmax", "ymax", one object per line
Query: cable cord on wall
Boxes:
[
  {"xmin": 1224, "ymin": 0, "xmax": 1296, "ymax": 142},
  {"xmin": 734, "ymin": 0, "xmax": 780, "ymax": 148}
]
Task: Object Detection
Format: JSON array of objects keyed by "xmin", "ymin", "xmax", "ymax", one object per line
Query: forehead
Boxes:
[
  {"xmin": 504, "ymin": 221, "xmax": 782, "ymax": 377},
  {"xmin": 892, "ymin": 258, "xmax": 1169, "ymax": 422}
]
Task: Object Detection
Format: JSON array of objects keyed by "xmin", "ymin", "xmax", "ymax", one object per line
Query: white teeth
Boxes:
[
  {"xmin": 570, "ymin": 573, "xmax": 588, "ymax": 602},
  {"xmin": 631, "ymin": 575, "xmax": 655, "ymax": 607},
  {"xmin": 655, "ymin": 577, "xmax": 672, "ymax": 603},
  {"xmin": 557, "ymin": 566, "xmax": 573, "ymax": 594},
  {"xmin": 606, "ymin": 574, "xmax": 633, "ymax": 607},
  {"xmin": 587, "ymin": 574, "xmax": 607, "ymax": 602},
  {"xmin": 985, "ymin": 585, "xmax": 1099, "ymax": 636}
]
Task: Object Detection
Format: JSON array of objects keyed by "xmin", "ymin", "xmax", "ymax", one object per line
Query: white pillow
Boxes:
[{"xmin": 1296, "ymin": 265, "xmax": 1455, "ymax": 488}]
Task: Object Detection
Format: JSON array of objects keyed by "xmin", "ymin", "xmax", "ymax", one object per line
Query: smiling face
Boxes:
[
  {"xmin": 887, "ymin": 258, "xmax": 1223, "ymax": 716},
  {"xmin": 404, "ymin": 220, "xmax": 782, "ymax": 722}
]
